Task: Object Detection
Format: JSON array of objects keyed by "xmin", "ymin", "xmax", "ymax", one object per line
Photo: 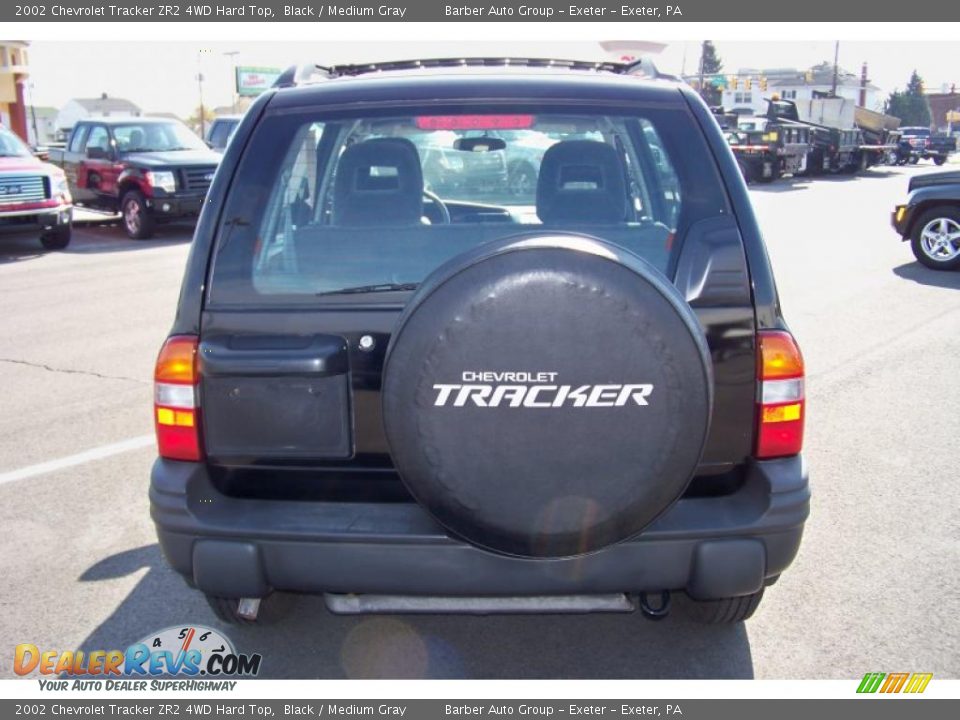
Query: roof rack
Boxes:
[{"xmin": 272, "ymin": 57, "xmax": 675, "ymax": 89}]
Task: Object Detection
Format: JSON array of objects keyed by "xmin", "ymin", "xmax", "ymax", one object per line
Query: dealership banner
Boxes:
[
  {"xmin": 236, "ymin": 66, "xmax": 283, "ymax": 95},
  {"xmin": 4, "ymin": 0, "xmax": 959, "ymax": 22},
  {"xmin": 0, "ymin": 700, "xmax": 958, "ymax": 718}
]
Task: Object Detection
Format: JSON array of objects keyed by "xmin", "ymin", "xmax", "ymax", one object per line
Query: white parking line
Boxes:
[{"xmin": 0, "ymin": 435, "xmax": 155, "ymax": 486}]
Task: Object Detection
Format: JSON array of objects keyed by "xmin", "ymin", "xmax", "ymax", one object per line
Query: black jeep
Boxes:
[
  {"xmin": 150, "ymin": 58, "xmax": 810, "ymax": 626},
  {"xmin": 892, "ymin": 170, "xmax": 960, "ymax": 270}
]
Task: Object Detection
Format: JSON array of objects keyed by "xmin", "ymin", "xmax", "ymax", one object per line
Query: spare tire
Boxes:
[{"xmin": 382, "ymin": 234, "xmax": 713, "ymax": 558}]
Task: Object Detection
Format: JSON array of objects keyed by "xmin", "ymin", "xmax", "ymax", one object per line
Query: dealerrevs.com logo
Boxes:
[
  {"xmin": 15, "ymin": 625, "xmax": 262, "ymax": 689},
  {"xmin": 857, "ymin": 672, "xmax": 933, "ymax": 694},
  {"xmin": 433, "ymin": 371, "xmax": 654, "ymax": 408}
]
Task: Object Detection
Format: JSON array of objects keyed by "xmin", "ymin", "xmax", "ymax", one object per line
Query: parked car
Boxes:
[
  {"xmin": 48, "ymin": 118, "xmax": 220, "ymax": 239},
  {"xmin": 485, "ymin": 129, "xmax": 557, "ymax": 197},
  {"xmin": 0, "ymin": 125, "xmax": 73, "ymax": 250},
  {"xmin": 899, "ymin": 127, "xmax": 957, "ymax": 166},
  {"xmin": 892, "ymin": 170, "xmax": 960, "ymax": 270},
  {"xmin": 410, "ymin": 130, "xmax": 509, "ymax": 197},
  {"xmin": 205, "ymin": 115, "xmax": 242, "ymax": 153},
  {"xmin": 150, "ymin": 57, "xmax": 809, "ymax": 626}
]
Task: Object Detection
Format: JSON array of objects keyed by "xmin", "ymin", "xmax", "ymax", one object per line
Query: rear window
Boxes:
[
  {"xmin": 208, "ymin": 104, "xmax": 728, "ymax": 305},
  {"xmin": 208, "ymin": 119, "xmax": 239, "ymax": 150}
]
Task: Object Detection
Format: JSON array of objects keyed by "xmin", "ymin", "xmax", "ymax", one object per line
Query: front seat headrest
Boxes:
[
  {"xmin": 332, "ymin": 138, "xmax": 424, "ymax": 226},
  {"xmin": 536, "ymin": 140, "xmax": 628, "ymax": 225}
]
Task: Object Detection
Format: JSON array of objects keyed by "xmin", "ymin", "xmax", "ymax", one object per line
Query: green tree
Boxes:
[
  {"xmin": 698, "ymin": 41, "xmax": 724, "ymax": 106},
  {"xmin": 885, "ymin": 70, "xmax": 932, "ymax": 127}
]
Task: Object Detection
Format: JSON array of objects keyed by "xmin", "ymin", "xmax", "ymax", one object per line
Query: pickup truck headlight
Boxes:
[
  {"xmin": 146, "ymin": 171, "xmax": 177, "ymax": 194},
  {"xmin": 50, "ymin": 172, "xmax": 72, "ymax": 204}
]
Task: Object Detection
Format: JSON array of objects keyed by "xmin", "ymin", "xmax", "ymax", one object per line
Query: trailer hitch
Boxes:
[{"xmin": 638, "ymin": 590, "xmax": 671, "ymax": 620}]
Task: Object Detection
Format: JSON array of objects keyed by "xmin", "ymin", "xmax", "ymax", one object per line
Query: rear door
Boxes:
[
  {"xmin": 63, "ymin": 124, "xmax": 92, "ymax": 203},
  {"xmin": 77, "ymin": 124, "xmax": 116, "ymax": 203},
  {"xmin": 198, "ymin": 98, "xmax": 756, "ymax": 488}
]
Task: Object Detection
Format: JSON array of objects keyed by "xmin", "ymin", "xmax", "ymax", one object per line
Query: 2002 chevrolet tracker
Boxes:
[{"xmin": 150, "ymin": 57, "xmax": 810, "ymax": 625}]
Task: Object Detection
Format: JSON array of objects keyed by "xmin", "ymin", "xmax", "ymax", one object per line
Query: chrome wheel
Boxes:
[
  {"xmin": 123, "ymin": 197, "xmax": 142, "ymax": 236},
  {"xmin": 919, "ymin": 217, "xmax": 960, "ymax": 262}
]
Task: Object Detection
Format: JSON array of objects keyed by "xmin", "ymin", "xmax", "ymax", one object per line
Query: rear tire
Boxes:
[
  {"xmin": 933, "ymin": 156, "xmax": 947, "ymax": 166},
  {"xmin": 40, "ymin": 224, "xmax": 71, "ymax": 250},
  {"xmin": 204, "ymin": 592, "xmax": 297, "ymax": 625},
  {"xmin": 685, "ymin": 589, "xmax": 765, "ymax": 624},
  {"xmin": 121, "ymin": 189, "xmax": 156, "ymax": 240}
]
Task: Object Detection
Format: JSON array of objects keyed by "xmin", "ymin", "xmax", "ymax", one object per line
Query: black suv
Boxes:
[{"xmin": 150, "ymin": 58, "xmax": 809, "ymax": 626}]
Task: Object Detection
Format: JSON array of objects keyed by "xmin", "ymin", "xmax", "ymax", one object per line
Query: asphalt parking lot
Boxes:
[{"xmin": 1, "ymin": 164, "xmax": 958, "ymax": 680}]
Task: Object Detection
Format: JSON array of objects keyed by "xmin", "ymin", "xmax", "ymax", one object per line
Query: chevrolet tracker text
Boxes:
[{"xmin": 433, "ymin": 372, "xmax": 654, "ymax": 407}]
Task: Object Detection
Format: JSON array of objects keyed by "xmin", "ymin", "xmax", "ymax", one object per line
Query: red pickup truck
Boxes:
[
  {"xmin": 0, "ymin": 125, "xmax": 73, "ymax": 250},
  {"xmin": 48, "ymin": 117, "xmax": 220, "ymax": 239}
]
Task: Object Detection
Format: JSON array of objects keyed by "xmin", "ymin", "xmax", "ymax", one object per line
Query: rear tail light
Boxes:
[
  {"xmin": 756, "ymin": 330, "xmax": 805, "ymax": 458},
  {"xmin": 154, "ymin": 335, "xmax": 202, "ymax": 461}
]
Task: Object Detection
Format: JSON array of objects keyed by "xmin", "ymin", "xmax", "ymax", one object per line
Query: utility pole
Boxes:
[
  {"xmin": 859, "ymin": 62, "xmax": 868, "ymax": 107},
  {"xmin": 27, "ymin": 81, "xmax": 39, "ymax": 146},
  {"xmin": 831, "ymin": 41, "xmax": 840, "ymax": 97},
  {"xmin": 196, "ymin": 49, "xmax": 206, "ymax": 138},
  {"xmin": 224, "ymin": 50, "xmax": 240, "ymax": 114},
  {"xmin": 698, "ymin": 40, "xmax": 707, "ymax": 99}
]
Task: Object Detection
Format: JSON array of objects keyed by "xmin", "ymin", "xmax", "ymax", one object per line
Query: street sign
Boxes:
[{"xmin": 236, "ymin": 66, "xmax": 282, "ymax": 96}]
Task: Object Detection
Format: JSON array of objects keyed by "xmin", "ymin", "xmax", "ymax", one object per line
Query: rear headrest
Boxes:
[
  {"xmin": 536, "ymin": 140, "xmax": 627, "ymax": 225},
  {"xmin": 333, "ymin": 138, "xmax": 424, "ymax": 226}
]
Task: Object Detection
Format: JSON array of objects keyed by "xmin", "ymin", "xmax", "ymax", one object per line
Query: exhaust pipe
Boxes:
[{"xmin": 638, "ymin": 591, "xmax": 671, "ymax": 620}]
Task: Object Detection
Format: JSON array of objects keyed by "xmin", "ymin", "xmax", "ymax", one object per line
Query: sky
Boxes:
[{"xmin": 25, "ymin": 40, "xmax": 959, "ymax": 119}]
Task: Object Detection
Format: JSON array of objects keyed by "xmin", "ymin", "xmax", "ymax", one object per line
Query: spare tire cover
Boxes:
[{"xmin": 382, "ymin": 235, "xmax": 713, "ymax": 558}]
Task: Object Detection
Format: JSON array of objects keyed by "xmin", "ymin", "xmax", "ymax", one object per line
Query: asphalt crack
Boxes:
[{"xmin": 0, "ymin": 357, "xmax": 148, "ymax": 386}]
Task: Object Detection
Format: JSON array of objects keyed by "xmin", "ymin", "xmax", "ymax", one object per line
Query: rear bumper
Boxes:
[
  {"xmin": 151, "ymin": 456, "xmax": 809, "ymax": 602},
  {"xmin": 0, "ymin": 205, "xmax": 72, "ymax": 235}
]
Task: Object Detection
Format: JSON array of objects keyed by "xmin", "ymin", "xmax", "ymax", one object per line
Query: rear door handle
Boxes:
[{"xmin": 199, "ymin": 335, "xmax": 349, "ymax": 377}]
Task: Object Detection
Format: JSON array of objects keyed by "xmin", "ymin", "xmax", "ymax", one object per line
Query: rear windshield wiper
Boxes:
[{"xmin": 316, "ymin": 282, "xmax": 419, "ymax": 297}]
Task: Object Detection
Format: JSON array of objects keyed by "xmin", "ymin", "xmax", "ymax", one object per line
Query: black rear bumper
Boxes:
[{"xmin": 150, "ymin": 456, "xmax": 809, "ymax": 602}]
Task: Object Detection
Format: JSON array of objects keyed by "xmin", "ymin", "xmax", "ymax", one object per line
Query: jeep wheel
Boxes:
[
  {"xmin": 911, "ymin": 207, "xmax": 960, "ymax": 270},
  {"xmin": 205, "ymin": 593, "xmax": 297, "ymax": 625},
  {"xmin": 40, "ymin": 224, "xmax": 71, "ymax": 250},
  {"xmin": 685, "ymin": 589, "xmax": 765, "ymax": 624},
  {"xmin": 933, "ymin": 156, "xmax": 947, "ymax": 166},
  {"xmin": 382, "ymin": 235, "xmax": 713, "ymax": 558},
  {"xmin": 121, "ymin": 189, "xmax": 156, "ymax": 240}
]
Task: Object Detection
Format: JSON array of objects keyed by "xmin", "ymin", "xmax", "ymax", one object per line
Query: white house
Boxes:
[
  {"xmin": 25, "ymin": 105, "xmax": 58, "ymax": 146},
  {"xmin": 721, "ymin": 63, "xmax": 883, "ymax": 116},
  {"xmin": 53, "ymin": 94, "xmax": 141, "ymax": 140}
]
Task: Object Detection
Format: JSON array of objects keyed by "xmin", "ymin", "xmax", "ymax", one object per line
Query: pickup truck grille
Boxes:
[
  {"xmin": 180, "ymin": 166, "xmax": 217, "ymax": 194},
  {"xmin": 0, "ymin": 174, "xmax": 48, "ymax": 206}
]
